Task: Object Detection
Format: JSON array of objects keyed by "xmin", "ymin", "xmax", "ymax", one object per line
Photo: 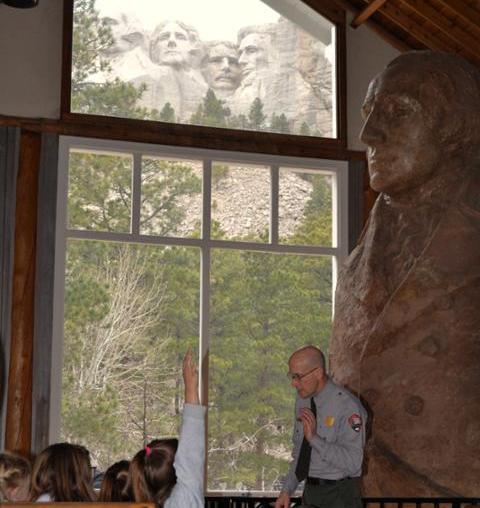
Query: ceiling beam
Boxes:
[
  {"xmin": 398, "ymin": 0, "xmax": 480, "ymax": 58},
  {"xmin": 379, "ymin": 2, "xmax": 449, "ymax": 50},
  {"xmin": 435, "ymin": 0, "xmax": 480, "ymax": 38},
  {"xmin": 351, "ymin": 0, "xmax": 387, "ymax": 28},
  {"xmin": 331, "ymin": 0, "xmax": 412, "ymax": 51}
]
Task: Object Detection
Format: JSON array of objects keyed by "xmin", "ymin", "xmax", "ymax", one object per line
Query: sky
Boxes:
[{"xmin": 95, "ymin": 0, "xmax": 281, "ymax": 41}]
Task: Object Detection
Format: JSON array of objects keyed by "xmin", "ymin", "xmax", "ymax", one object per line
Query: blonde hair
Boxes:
[
  {"xmin": 0, "ymin": 452, "xmax": 31, "ymax": 502},
  {"xmin": 30, "ymin": 443, "xmax": 96, "ymax": 502}
]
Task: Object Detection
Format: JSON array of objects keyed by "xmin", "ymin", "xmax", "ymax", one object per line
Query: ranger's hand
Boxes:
[{"xmin": 299, "ymin": 407, "xmax": 317, "ymax": 442}]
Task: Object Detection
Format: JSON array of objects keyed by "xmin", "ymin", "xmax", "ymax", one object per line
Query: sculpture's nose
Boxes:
[{"xmin": 360, "ymin": 110, "xmax": 386, "ymax": 145}]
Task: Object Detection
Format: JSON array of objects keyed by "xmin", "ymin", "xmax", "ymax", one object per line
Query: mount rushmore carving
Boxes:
[{"xmin": 90, "ymin": 13, "xmax": 334, "ymax": 136}]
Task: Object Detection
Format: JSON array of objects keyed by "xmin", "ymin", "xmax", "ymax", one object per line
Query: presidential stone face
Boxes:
[
  {"xmin": 238, "ymin": 32, "xmax": 270, "ymax": 79},
  {"xmin": 103, "ymin": 13, "xmax": 146, "ymax": 56},
  {"xmin": 205, "ymin": 42, "xmax": 240, "ymax": 91},
  {"xmin": 150, "ymin": 20, "xmax": 196, "ymax": 67}
]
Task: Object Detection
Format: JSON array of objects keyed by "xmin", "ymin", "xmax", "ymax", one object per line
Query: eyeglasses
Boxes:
[{"xmin": 287, "ymin": 366, "xmax": 320, "ymax": 382}]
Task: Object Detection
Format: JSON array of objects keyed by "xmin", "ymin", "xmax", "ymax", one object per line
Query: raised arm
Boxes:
[
  {"xmin": 167, "ymin": 348, "xmax": 205, "ymax": 508},
  {"xmin": 183, "ymin": 347, "xmax": 199, "ymax": 404}
]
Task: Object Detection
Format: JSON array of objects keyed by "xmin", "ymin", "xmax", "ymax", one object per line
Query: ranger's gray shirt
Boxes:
[
  {"xmin": 165, "ymin": 403, "xmax": 206, "ymax": 508},
  {"xmin": 282, "ymin": 379, "xmax": 367, "ymax": 495}
]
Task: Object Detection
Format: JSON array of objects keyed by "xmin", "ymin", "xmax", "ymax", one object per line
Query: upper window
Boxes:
[{"xmin": 70, "ymin": 0, "xmax": 338, "ymax": 138}]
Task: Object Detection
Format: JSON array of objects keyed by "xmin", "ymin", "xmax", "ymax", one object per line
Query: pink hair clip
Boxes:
[{"xmin": 145, "ymin": 445, "xmax": 152, "ymax": 457}]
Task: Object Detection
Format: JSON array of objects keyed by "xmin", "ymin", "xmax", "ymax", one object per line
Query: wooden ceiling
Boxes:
[{"xmin": 335, "ymin": 0, "xmax": 480, "ymax": 67}]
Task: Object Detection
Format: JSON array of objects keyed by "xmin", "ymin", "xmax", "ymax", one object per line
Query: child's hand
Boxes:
[{"xmin": 183, "ymin": 347, "xmax": 199, "ymax": 404}]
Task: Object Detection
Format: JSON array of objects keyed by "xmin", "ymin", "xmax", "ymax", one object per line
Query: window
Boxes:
[
  {"xmin": 51, "ymin": 136, "xmax": 348, "ymax": 492},
  {"xmin": 68, "ymin": 0, "xmax": 343, "ymax": 140}
]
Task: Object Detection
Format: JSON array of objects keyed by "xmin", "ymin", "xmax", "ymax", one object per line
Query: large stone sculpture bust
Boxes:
[{"xmin": 330, "ymin": 51, "xmax": 480, "ymax": 496}]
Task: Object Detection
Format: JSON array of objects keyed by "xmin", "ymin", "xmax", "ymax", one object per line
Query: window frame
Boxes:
[
  {"xmin": 60, "ymin": 0, "xmax": 347, "ymax": 156},
  {"xmin": 49, "ymin": 135, "xmax": 349, "ymax": 491}
]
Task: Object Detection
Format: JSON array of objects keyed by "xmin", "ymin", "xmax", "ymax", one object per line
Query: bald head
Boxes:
[{"xmin": 290, "ymin": 345, "xmax": 326, "ymax": 370}]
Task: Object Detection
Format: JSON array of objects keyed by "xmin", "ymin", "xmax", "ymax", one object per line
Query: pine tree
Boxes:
[
  {"xmin": 191, "ymin": 89, "xmax": 230, "ymax": 128},
  {"xmin": 71, "ymin": 0, "xmax": 153, "ymax": 120},
  {"xmin": 270, "ymin": 113, "xmax": 290, "ymax": 134},
  {"xmin": 228, "ymin": 114, "xmax": 249, "ymax": 130},
  {"xmin": 300, "ymin": 121, "xmax": 311, "ymax": 136},
  {"xmin": 248, "ymin": 97, "xmax": 267, "ymax": 130},
  {"xmin": 159, "ymin": 102, "xmax": 176, "ymax": 123}
]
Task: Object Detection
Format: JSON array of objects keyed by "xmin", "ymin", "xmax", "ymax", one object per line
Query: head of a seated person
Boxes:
[
  {"xmin": 98, "ymin": 459, "xmax": 131, "ymax": 502},
  {"xmin": 0, "ymin": 452, "xmax": 31, "ymax": 502},
  {"xmin": 30, "ymin": 442, "xmax": 96, "ymax": 502},
  {"xmin": 128, "ymin": 438, "xmax": 179, "ymax": 507}
]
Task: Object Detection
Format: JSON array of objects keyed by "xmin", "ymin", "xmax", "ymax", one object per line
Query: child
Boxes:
[
  {"xmin": 30, "ymin": 443, "xmax": 96, "ymax": 502},
  {"xmin": 0, "ymin": 452, "xmax": 31, "ymax": 501},
  {"xmin": 98, "ymin": 459, "xmax": 131, "ymax": 502},
  {"xmin": 128, "ymin": 348, "xmax": 205, "ymax": 507}
]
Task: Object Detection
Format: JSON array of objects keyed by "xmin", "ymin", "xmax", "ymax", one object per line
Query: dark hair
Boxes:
[
  {"xmin": 0, "ymin": 452, "xmax": 31, "ymax": 501},
  {"xmin": 98, "ymin": 459, "xmax": 131, "ymax": 502},
  {"xmin": 128, "ymin": 438, "xmax": 179, "ymax": 507},
  {"xmin": 30, "ymin": 443, "xmax": 96, "ymax": 502}
]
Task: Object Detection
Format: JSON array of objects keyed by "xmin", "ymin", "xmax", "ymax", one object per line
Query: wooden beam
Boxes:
[
  {"xmin": 332, "ymin": 0, "xmax": 413, "ymax": 51},
  {"xmin": 398, "ymin": 0, "xmax": 480, "ymax": 60},
  {"xmin": 300, "ymin": 0, "xmax": 345, "ymax": 24},
  {"xmin": 5, "ymin": 130, "xmax": 41, "ymax": 454},
  {"xmin": 0, "ymin": 112, "xmax": 353, "ymax": 160},
  {"xmin": 436, "ymin": 0, "xmax": 480, "ymax": 38},
  {"xmin": 351, "ymin": 0, "xmax": 387, "ymax": 28},
  {"xmin": 378, "ymin": 1, "xmax": 457, "ymax": 52}
]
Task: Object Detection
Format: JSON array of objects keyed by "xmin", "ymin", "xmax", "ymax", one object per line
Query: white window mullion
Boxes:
[
  {"xmin": 270, "ymin": 165, "xmax": 279, "ymax": 245},
  {"xmin": 202, "ymin": 160, "xmax": 212, "ymax": 241},
  {"xmin": 131, "ymin": 152, "xmax": 142, "ymax": 235},
  {"xmin": 49, "ymin": 138, "xmax": 70, "ymax": 443},
  {"xmin": 200, "ymin": 158, "xmax": 212, "ymax": 405}
]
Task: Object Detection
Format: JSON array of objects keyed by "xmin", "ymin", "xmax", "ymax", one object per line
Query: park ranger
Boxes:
[{"xmin": 275, "ymin": 345, "xmax": 367, "ymax": 508}]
